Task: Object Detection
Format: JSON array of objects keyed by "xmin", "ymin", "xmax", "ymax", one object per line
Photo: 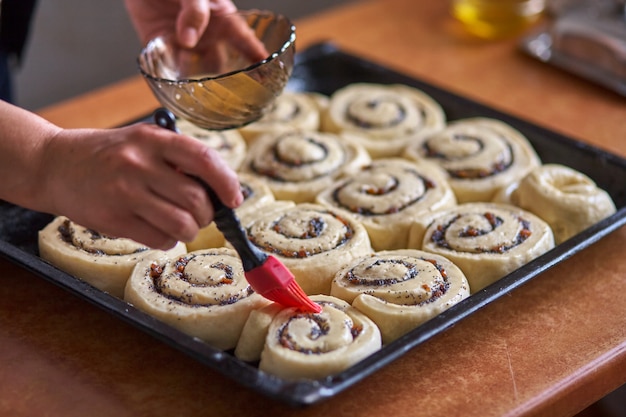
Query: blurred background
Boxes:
[
  {"xmin": 7, "ymin": 0, "xmax": 626, "ymax": 415},
  {"xmin": 13, "ymin": 0, "xmax": 354, "ymax": 111}
]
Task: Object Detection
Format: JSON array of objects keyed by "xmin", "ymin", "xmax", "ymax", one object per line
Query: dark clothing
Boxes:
[
  {"xmin": 0, "ymin": 0, "xmax": 37, "ymax": 62},
  {"xmin": 0, "ymin": 51, "xmax": 11, "ymax": 101},
  {"xmin": 0, "ymin": 0, "xmax": 38, "ymax": 102}
]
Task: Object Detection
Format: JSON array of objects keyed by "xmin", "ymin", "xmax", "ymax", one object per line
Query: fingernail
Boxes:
[
  {"xmin": 234, "ymin": 191, "xmax": 244, "ymax": 207},
  {"xmin": 180, "ymin": 28, "xmax": 198, "ymax": 48}
]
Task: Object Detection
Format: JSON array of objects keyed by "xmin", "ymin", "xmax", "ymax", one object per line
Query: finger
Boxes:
[
  {"xmin": 116, "ymin": 216, "xmax": 181, "ymax": 251},
  {"xmin": 84, "ymin": 210, "xmax": 180, "ymax": 251},
  {"xmin": 192, "ymin": 148, "xmax": 243, "ymax": 209},
  {"xmin": 134, "ymin": 184, "xmax": 203, "ymax": 244},
  {"xmin": 145, "ymin": 124, "xmax": 242, "ymax": 208},
  {"xmin": 223, "ymin": 14, "xmax": 269, "ymax": 62},
  {"xmin": 160, "ymin": 133, "xmax": 243, "ymax": 208},
  {"xmin": 146, "ymin": 165, "xmax": 214, "ymax": 228},
  {"xmin": 177, "ymin": 0, "xmax": 211, "ymax": 48}
]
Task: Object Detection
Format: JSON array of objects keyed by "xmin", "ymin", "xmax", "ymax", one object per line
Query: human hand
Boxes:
[
  {"xmin": 124, "ymin": 0, "xmax": 268, "ymax": 63},
  {"xmin": 37, "ymin": 122, "xmax": 243, "ymax": 250}
]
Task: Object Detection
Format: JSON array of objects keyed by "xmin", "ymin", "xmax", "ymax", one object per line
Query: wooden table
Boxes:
[{"xmin": 2, "ymin": 1, "xmax": 625, "ymax": 416}]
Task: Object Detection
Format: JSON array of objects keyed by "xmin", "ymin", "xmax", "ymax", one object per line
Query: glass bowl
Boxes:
[{"xmin": 138, "ymin": 10, "xmax": 295, "ymax": 130}]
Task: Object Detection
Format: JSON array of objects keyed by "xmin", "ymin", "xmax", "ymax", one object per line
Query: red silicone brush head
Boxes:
[{"xmin": 244, "ymin": 255, "xmax": 321, "ymax": 313}]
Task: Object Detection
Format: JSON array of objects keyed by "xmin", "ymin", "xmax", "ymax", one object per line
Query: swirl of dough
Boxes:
[
  {"xmin": 124, "ymin": 248, "xmax": 270, "ymax": 350},
  {"xmin": 331, "ymin": 250, "xmax": 470, "ymax": 343},
  {"xmin": 321, "ymin": 83, "xmax": 446, "ymax": 158},
  {"xmin": 245, "ymin": 203, "xmax": 373, "ymax": 295},
  {"xmin": 403, "ymin": 117, "xmax": 541, "ymax": 202},
  {"xmin": 317, "ymin": 158, "xmax": 456, "ymax": 251},
  {"xmin": 177, "ymin": 118, "xmax": 247, "ymax": 170},
  {"xmin": 37, "ymin": 216, "xmax": 186, "ymax": 298},
  {"xmin": 240, "ymin": 129, "xmax": 370, "ymax": 203},
  {"xmin": 420, "ymin": 203, "xmax": 554, "ymax": 292},
  {"xmin": 238, "ymin": 92, "xmax": 327, "ymax": 142},
  {"xmin": 509, "ymin": 164, "xmax": 617, "ymax": 244},
  {"xmin": 259, "ymin": 295, "xmax": 381, "ymax": 380}
]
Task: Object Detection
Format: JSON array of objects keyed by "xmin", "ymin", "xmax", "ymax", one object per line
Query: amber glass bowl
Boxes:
[{"xmin": 138, "ymin": 10, "xmax": 295, "ymax": 130}]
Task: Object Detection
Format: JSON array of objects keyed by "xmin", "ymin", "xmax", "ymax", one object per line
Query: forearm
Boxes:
[{"xmin": 0, "ymin": 100, "xmax": 62, "ymax": 210}]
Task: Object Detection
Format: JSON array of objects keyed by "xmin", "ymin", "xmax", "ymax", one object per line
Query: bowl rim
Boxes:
[{"xmin": 137, "ymin": 9, "xmax": 296, "ymax": 85}]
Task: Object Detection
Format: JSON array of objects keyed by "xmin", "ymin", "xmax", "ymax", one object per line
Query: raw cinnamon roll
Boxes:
[
  {"xmin": 177, "ymin": 118, "xmax": 247, "ymax": 170},
  {"xmin": 244, "ymin": 203, "xmax": 373, "ymax": 295},
  {"xmin": 403, "ymin": 118, "xmax": 541, "ymax": 202},
  {"xmin": 259, "ymin": 295, "xmax": 382, "ymax": 380},
  {"xmin": 234, "ymin": 302, "xmax": 284, "ymax": 362},
  {"xmin": 238, "ymin": 91, "xmax": 327, "ymax": 143},
  {"xmin": 124, "ymin": 248, "xmax": 270, "ymax": 350},
  {"xmin": 240, "ymin": 129, "xmax": 371, "ymax": 203},
  {"xmin": 186, "ymin": 173, "xmax": 278, "ymax": 251},
  {"xmin": 316, "ymin": 158, "xmax": 457, "ymax": 251},
  {"xmin": 38, "ymin": 216, "xmax": 187, "ymax": 298},
  {"xmin": 420, "ymin": 203, "xmax": 555, "ymax": 292},
  {"xmin": 321, "ymin": 83, "xmax": 446, "ymax": 158},
  {"xmin": 331, "ymin": 249, "xmax": 470, "ymax": 344},
  {"xmin": 507, "ymin": 164, "xmax": 617, "ymax": 244}
]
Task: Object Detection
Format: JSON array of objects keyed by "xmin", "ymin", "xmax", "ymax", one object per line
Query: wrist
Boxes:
[{"xmin": 0, "ymin": 101, "xmax": 63, "ymax": 211}]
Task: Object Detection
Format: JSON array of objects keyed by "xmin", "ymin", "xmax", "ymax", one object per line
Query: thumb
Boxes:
[{"xmin": 176, "ymin": 0, "xmax": 211, "ymax": 48}]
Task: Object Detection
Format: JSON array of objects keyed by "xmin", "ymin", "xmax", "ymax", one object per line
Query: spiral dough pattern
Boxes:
[
  {"xmin": 322, "ymin": 83, "xmax": 446, "ymax": 158},
  {"xmin": 124, "ymin": 248, "xmax": 270, "ymax": 350},
  {"xmin": 331, "ymin": 250, "xmax": 470, "ymax": 344},
  {"xmin": 245, "ymin": 203, "xmax": 373, "ymax": 295},
  {"xmin": 37, "ymin": 216, "xmax": 186, "ymax": 298},
  {"xmin": 403, "ymin": 117, "xmax": 541, "ymax": 202},
  {"xmin": 316, "ymin": 158, "xmax": 456, "ymax": 251},
  {"xmin": 421, "ymin": 203, "xmax": 554, "ymax": 292},
  {"xmin": 241, "ymin": 129, "xmax": 370, "ymax": 203},
  {"xmin": 259, "ymin": 295, "xmax": 382, "ymax": 380},
  {"xmin": 238, "ymin": 92, "xmax": 326, "ymax": 142}
]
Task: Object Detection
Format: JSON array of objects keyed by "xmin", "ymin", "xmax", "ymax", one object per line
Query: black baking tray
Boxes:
[{"xmin": 1, "ymin": 42, "xmax": 625, "ymax": 407}]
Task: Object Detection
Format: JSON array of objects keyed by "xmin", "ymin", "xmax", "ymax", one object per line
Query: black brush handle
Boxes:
[
  {"xmin": 193, "ymin": 177, "xmax": 268, "ymax": 272},
  {"xmin": 152, "ymin": 108, "xmax": 268, "ymax": 271}
]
